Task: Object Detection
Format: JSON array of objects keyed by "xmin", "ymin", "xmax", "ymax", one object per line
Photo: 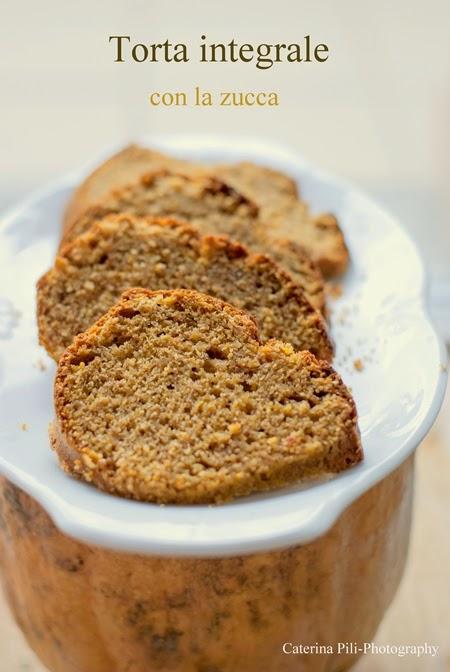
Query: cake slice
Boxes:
[
  {"xmin": 63, "ymin": 145, "xmax": 349, "ymax": 277},
  {"xmin": 60, "ymin": 171, "xmax": 327, "ymax": 313},
  {"xmin": 267, "ymin": 239, "xmax": 326, "ymax": 315},
  {"xmin": 60, "ymin": 171, "xmax": 260, "ymax": 250},
  {"xmin": 215, "ymin": 161, "xmax": 298, "ymax": 211},
  {"xmin": 215, "ymin": 161, "xmax": 349, "ymax": 275},
  {"xmin": 37, "ymin": 215, "xmax": 332, "ymax": 362},
  {"xmin": 62, "ymin": 147, "xmax": 294, "ymax": 233},
  {"xmin": 52, "ymin": 288, "xmax": 362, "ymax": 504},
  {"xmin": 260, "ymin": 207, "xmax": 349, "ymax": 278},
  {"xmin": 62, "ymin": 145, "xmax": 193, "ymax": 234}
]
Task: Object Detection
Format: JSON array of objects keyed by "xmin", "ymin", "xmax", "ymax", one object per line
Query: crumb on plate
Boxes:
[{"xmin": 353, "ymin": 358, "xmax": 364, "ymax": 372}]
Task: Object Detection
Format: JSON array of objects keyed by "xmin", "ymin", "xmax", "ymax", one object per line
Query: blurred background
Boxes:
[
  {"xmin": 1, "ymin": 0, "xmax": 449, "ymax": 327},
  {"xmin": 0, "ymin": 0, "xmax": 449, "ymax": 670}
]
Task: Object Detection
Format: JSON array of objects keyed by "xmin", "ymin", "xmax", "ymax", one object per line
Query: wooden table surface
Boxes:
[{"xmin": 1, "ymin": 390, "xmax": 449, "ymax": 672}]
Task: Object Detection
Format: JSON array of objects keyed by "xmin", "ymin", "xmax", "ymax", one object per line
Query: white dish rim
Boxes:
[{"xmin": 0, "ymin": 134, "xmax": 447, "ymax": 557}]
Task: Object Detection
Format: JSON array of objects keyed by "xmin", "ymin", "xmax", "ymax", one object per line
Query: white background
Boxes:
[{"xmin": 1, "ymin": 0, "xmax": 449, "ymax": 330}]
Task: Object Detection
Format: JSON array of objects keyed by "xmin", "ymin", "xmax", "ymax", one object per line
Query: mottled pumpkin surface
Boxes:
[{"xmin": 0, "ymin": 457, "xmax": 413, "ymax": 672}]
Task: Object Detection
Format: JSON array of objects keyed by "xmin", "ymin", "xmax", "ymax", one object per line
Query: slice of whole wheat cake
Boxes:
[
  {"xmin": 63, "ymin": 147, "xmax": 294, "ymax": 233},
  {"xmin": 214, "ymin": 163, "xmax": 349, "ymax": 276},
  {"xmin": 60, "ymin": 170, "xmax": 259, "ymax": 250},
  {"xmin": 61, "ymin": 170, "xmax": 327, "ymax": 313},
  {"xmin": 260, "ymin": 206, "xmax": 349, "ymax": 278},
  {"xmin": 38, "ymin": 214, "xmax": 332, "ymax": 362},
  {"xmin": 215, "ymin": 161, "xmax": 299, "ymax": 212},
  {"xmin": 51, "ymin": 288, "xmax": 362, "ymax": 504},
  {"xmin": 63, "ymin": 145, "xmax": 194, "ymax": 234},
  {"xmin": 63, "ymin": 145, "xmax": 349, "ymax": 277},
  {"xmin": 267, "ymin": 239, "xmax": 327, "ymax": 315}
]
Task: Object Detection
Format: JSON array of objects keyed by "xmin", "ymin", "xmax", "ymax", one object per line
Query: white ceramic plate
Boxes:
[{"xmin": 0, "ymin": 135, "xmax": 447, "ymax": 557}]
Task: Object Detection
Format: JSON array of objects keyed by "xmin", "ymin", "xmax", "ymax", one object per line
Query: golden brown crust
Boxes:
[
  {"xmin": 38, "ymin": 214, "xmax": 332, "ymax": 362},
  {"xmin": 52, "ymin": 288, "xmax": 361, "ymax": 503},
  {"xmin": 60, "ymin": 168, "xmax": 328, "ymax": 314},
  {"xmin": 258, "ymin": 207, "xmax": 349, "ymax": 278},
  {"xmin": 62, "ymin": 145, "xmax": 194, "ymax": 233},
  {"xmin": 63, "ymin": 147, "xmax": 290, "ymax": 235},
  {"xmin": 215, "ymin": 161, "xmax": 299, "ymax": 206},
  {"xmin": 211, "ymin": 161, "xmax": 298, "ymax": 208},
  {"xmin": 60, "ymin": 170, "xmax": 260, "ymax": 250},
  {"xmin": 268, "ymin": 238, "xmax": 326, "ymax": 315},
  {"xmin": 62, "ymin": 145, "xmax": 349, "ymax": 279},
  {"xmin": 214, "ymin": 161, "xmax": 349, "ymax": 277}
]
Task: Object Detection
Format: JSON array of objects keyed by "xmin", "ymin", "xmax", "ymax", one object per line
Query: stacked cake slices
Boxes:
[{"xmin": 37, "ymin": 144, "xmax": 361, "ymax": 504}]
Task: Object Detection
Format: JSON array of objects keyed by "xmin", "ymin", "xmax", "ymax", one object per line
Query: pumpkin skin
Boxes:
[{"xmin": 0, "ymin": 457, "xmax": 413, "ymax": 672}]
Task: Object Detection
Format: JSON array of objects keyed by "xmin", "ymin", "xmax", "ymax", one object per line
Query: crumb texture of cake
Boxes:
[
  {"xmin": 215, "ymin": 161, "xmax": 299, "ymax": 208},
  {"xmin": 268, "ymin": 239, "xmax": 326, "ymax": 315},
  {"xmin": 52, "ymin": 288, "xmax": 362, "ymax": 504},
  {"xmin": 38, "ymin": 215, "xmax": 332, "ymax": 362},
  {"xmin": 61, "ymin": 169, "xmax": 328, "ymax": 313},
  {"xmin": 62, "ymin": 144, "xmax": 349, "ymax": 278},
  {"xmin": 260, "ymin": 207, "xmax": 349, "ymax": 278},
  {"xmin": 63, "ymin": 145, "xmax": 195, "ymax": 233},
  {"xmin": 63, "ymin": 147, "xmax": 294, "ymax": 233},
  {"xmin": 215, "ymin": 161, "xmax": 349, "ymax": 277},
  {"xmin": 61, "ymin": 170, "xmax": 259, "ymax": 250}
]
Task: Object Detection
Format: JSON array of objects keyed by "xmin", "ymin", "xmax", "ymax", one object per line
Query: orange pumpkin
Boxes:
[{"xmin": 0, "ymin": 457, "xmax": 413, "ymax": 672}]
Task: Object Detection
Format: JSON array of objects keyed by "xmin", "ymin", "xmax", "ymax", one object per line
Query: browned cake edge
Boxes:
[
  {"xmin": 60, "ymin": 169, "xmax": 260, "ymax": 250},
  {"xmin": 62, "ymin": 145, "xmax": 349, "ymax": 279},
  {"xmin": 311, "ymin": 212, "xmax": 350, "ymax": 277},
  {"xmin": 38, "ymin": 214, "xmax": 333, "ymax": 362},
  {"xmin": 51, "ymin": 288, "xmax": 361, "ymax": 503},
  {"xmin": 62, "ymin": 145, "xmax": 296, "ymax": 234},
  {"xmin": 62, "ymin": 145, "xmax": 179, "ymax": 233}
]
